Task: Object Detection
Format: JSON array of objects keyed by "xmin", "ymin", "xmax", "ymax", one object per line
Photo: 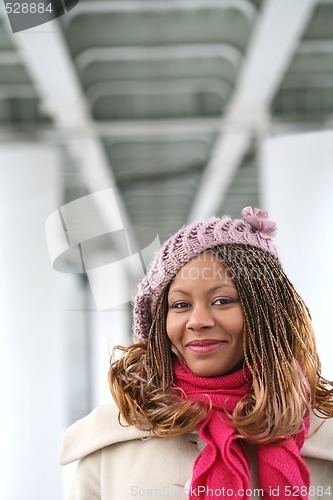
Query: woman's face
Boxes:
[{"xmin": 166, "ymin": 252, "xmax": 244, "ymax": 377}]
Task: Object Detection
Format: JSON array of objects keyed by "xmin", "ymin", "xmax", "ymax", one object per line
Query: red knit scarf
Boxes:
[{"xmin": 173, "ymin": 359, "xmax": 310, "ymax": 500}]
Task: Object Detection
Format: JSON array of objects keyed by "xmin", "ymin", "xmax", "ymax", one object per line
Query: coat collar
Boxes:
[
  {"xmin": 59, "ymin": 402, "xmax": 150, "ymax": 465},
  {"xmin": 59, "ymin": 401, "xmax": 333, "ymax": 465}
]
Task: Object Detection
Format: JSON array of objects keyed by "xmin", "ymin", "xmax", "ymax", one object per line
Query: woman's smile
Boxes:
[{"xmin": 185, "ymin": 339, "xmax": 228, "ymax": 354}]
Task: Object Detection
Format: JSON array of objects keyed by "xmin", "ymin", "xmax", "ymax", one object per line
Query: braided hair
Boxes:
[{"xmin": 109, "ymin": 244, "xmax": 333, "ymax": 442}]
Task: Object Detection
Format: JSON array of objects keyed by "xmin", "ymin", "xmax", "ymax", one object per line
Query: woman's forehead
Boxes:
[{"xmin": 169, "ymin": 252, "xmax": 234, "ymax": 288}]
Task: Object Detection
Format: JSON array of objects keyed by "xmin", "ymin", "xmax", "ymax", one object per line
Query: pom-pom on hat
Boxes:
[{"xmin": 133, "ymin": 207, "xmax": 278, "ymax": 340}]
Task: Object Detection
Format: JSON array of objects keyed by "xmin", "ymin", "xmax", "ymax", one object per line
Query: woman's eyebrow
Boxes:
[
  {"xmin": 168, "ymin": 289, "xmax": 190, "ymax": 296},
  {"xmin": 168, "ymin": 284, "xmax": 235, "ymax": 296}
]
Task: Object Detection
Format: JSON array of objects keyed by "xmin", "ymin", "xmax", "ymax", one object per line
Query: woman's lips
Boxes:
[{"xmin": 186, "ymin": 339, "xmax": 227, "ymax": 354}]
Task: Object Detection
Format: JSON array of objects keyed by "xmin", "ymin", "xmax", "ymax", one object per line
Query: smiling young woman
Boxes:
[{"xmin": 60, "ymin": 208, "xmax": 333, "ymax": 500}]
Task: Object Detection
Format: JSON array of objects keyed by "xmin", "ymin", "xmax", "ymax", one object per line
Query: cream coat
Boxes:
[{"xmin": 60, "ymin": 401, "xmax": 333, "ymax": 500}]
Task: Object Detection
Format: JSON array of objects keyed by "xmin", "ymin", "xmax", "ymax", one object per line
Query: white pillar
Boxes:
[
  {"xmin": 260, "ymin": 130, "xmax": 333, "ymax": 378},
  {"xmin": 0, "ymin": 145, "xmax": 66, "ymax": 500},
  {"xmin": 90, "ymin": 302, "xmax": 131, "ymax": 409},
  {"xmin": 88, "ymin": 258, "xmax": 131, "ymax": 408}
]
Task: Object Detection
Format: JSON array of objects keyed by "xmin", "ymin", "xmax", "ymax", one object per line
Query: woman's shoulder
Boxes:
[{"xmin": 59, "ymin": 399, "xmax": 151, "ymax": 466}]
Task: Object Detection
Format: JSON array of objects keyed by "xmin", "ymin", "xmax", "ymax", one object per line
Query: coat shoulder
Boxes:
[
  {"xmin": 302, "ymin": 412, "xmax": 333, "ymax": 461},
  {"xmin": 59, "ymin": 400, "xmax": 151, "ymax": 465}
]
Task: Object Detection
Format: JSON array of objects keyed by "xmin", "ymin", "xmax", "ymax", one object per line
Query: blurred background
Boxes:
[{"xmin": 0, "ymin": 0, "xmax": 333, "ymax": 499}]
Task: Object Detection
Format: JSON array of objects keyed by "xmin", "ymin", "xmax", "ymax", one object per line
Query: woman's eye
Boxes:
[
  {"xmin": 170, "ymin": 301, "xmax": 191, "ymax": 309},
  {"xmin": 213, "ymin": 297, "xmax": 234, "ymax": 306}
]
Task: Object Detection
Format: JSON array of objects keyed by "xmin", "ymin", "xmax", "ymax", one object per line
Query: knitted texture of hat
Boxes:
[{"xmin": 133, "ymin": 207, "xmax": 278, "ymax": 340}]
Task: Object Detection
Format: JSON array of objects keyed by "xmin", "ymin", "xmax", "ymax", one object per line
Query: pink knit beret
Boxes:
[{"xmin": 133, "ymin": 207, "xmax": 279, "ymax": 340}]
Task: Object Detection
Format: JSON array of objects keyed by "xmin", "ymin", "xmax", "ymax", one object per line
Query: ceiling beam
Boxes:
[
  {"xmin": 0, "ymin": 85, "xmax": 37, "ymax": 98},
  {"xmin": 0, "ymin": 117, "xmax": 226, "ymax": 144},
  {"xmin": 298, "ymin": 40, "xmax": 333, "ymax": 53},
  {"xmin": 3, "ymin": 17, "xmax": 136, "ymax": 250},
  {"xmin": 75, "ymin": 44, "xmax": 242, "ymax": 72},
  {"xmin": 66, "ymin": 0, "xmax": 256, "ymax": 22},
  {"xmin": 187, "ymin": 0, "xmax": 318, "ymax": 222},
  {"xmin": 281, "ymin": 74, "xmax": 333, "ymax": 88},
  {"xmin": 97, "ymin": 118, "xmax": 223, "ymax": 138},
  {"xmin": 86, "ymin": 79, "xmax": 230, "ymax": 103},
  {"xmin": 4, "ymin": 115, "xmax": 332, "ymax": 144}
]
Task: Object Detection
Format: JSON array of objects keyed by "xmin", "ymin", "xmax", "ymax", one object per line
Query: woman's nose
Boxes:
[{"xmin": 186, "ymin": 305, "xmax": 215, "ymax": 331}]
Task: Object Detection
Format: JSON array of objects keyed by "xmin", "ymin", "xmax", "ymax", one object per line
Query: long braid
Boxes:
[{"xmin": 146, "ymin": 287, "xmax": 173, "ymax": 392}]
